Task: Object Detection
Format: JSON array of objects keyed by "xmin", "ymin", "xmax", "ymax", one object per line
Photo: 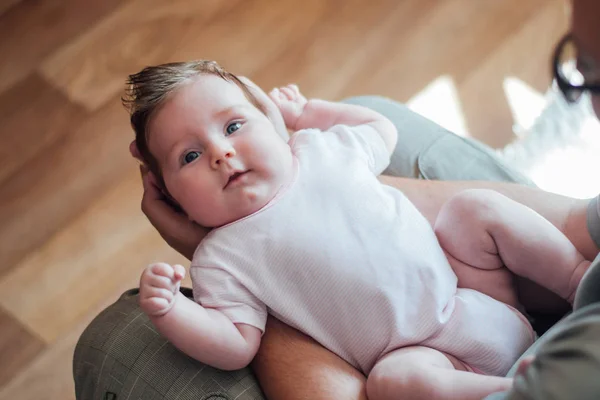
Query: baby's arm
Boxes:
[
  {"xmin": 270, "ymin": 85, "xmax": 397, "ymax": 154},
  {"xmin": 139, "ymin": 262, "xmax": 262, "ymax": 370}
]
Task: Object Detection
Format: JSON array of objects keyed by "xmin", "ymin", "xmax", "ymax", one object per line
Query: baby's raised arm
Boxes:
[
  {"xmin": 139, "ymin": 263, "xmax": 262, "ymax": 370},
  {"xmin": 270, "ymin": 84, "xmax": 397, "ymax": 154}
]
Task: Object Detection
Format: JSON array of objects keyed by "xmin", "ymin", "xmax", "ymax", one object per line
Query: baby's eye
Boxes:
[
  {"xmin": 226, "ymin": 122, "xmax": 242, "ymax": 135},
  {"xmin": 183, "ymin": 151, "xmax": 201, "ymax": 165}
]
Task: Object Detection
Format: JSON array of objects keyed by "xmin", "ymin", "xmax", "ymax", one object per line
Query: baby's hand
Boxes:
[
  {"xmin": 139, "ymin": 262, "xmax": 186, "ymax": 317},
  {"xmin": 269, "ymin": 84, "xmax": 307, "ymax": 131}
]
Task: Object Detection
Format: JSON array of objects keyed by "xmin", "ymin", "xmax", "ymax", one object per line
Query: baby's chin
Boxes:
[
  {"xmin": 194, "ymin": 200, "xmax": 268, "ymax": 229},
  {"xmin": 192, "ymin": 182, "xmax": 284, "ymax": 227}
]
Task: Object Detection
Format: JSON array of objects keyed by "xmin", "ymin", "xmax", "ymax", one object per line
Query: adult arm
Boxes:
[
  {"xmin": 252, "ymin": 316, "xmax": 368, "ymax": 400},
  {"xmin": 385, "ymin": 176, "xmax": 595, "ymax": 261}
]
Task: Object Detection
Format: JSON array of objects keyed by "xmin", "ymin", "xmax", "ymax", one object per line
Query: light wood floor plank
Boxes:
[
  {"xmin": 251, "ymin": 0, "xmax": 428, "ymax": 100},
  {"xmin": 39, "ymin": 0, "xmax": 244, "ymax": 111},
  {"xmin": 346, "ymin": 0, "xmax": 556, "ymax": 142},
  {"xmin": 0, "ymin": 319, "xmax": 84, "ymax": 400},
  {"xmin": 0, "ymin": 0, "xmax": 122, "ymax": 94},
  {"xmin": 0, "ymin": 170, "xmax": 188, "ymax": 343},
  {"xmin": 0, "ymin": 98, "xmax": 131, "ymax": 278},
  {"xmin": 0, "ymin": 306, "xmax": 45, "ymax": 388},
  {"xmin": 0, "ymin": 74, "xmax": 87, "ymax": 185},
  {"xmin": 457, "ymin": 0, "xmax": 567, "ymax": 146},
  {"xmin": 170, "ymin": 0, "xmax": 338, "ymax": 78}
]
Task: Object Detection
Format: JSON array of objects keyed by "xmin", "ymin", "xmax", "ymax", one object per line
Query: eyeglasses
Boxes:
[{"xmin": 553, "ymin": 33, "xmax": 600, "ymax": 103}]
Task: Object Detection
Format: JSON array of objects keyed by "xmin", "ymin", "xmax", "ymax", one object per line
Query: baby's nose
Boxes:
[{"xmin": 210, "ymin": 144, "xmax": 236, "ymax": 167}]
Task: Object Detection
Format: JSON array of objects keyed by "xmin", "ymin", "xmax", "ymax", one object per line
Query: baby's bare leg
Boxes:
[
  {"xmin": 366, "ymin": 346, "xmax": 512, "ymax": 400},
  {"xmin": 435, "ymin": 189, "xmax": 591, "ymax": 304}
]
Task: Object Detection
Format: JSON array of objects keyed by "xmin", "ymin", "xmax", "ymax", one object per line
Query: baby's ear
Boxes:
[{"xmin": 239, "ymin": 76, "xmax": 288, "ymax": 140}]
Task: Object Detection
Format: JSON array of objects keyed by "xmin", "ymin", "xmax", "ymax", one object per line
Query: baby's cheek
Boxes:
[
  {"xmin": 179, "ymin": 189, "xmax": 204, "ymax": 215},
  {"xmin": 163, "ymin": 177, "xmax": 193, "ymax": 212},
  {"xmin": 184, "ymin": 190, "xmax": 224, "ymax": 226}
]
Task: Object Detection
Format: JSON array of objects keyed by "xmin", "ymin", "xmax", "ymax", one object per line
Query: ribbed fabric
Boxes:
[
  {"xmin": 191, "ymin": 124, "xmax": 534, "ymax": 375},
  {"xmin": 587, "ymin": 195, "xmax": 600, "ymax": 249}
]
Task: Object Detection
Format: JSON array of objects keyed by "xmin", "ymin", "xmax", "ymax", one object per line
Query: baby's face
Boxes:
[{"xmin": 148, "ymin": 74, "xmax": 293, "ymax": 227}]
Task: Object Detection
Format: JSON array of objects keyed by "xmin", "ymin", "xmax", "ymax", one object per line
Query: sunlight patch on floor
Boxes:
[
  {"xmin": 503, "ymin": 77, "xmax": 546, "ymax": 137},
  {"xmin": 407, "ymin": 75, "xmax": 470, "ymax": 138},
  {"xmin": 407, "ymin": 75, "xmax": 600, "ymax": 200},
  {"xmin": 528, "ymin": 116, "xmax": 600, "ymax": 199}
]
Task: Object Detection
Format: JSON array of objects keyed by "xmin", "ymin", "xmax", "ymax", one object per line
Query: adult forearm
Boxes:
[
  {"xmin": 381, "ymin": 176, "xmax": 596, "ymax": 260},
  {"xmin": 150, "ymin": 293, "xmax": 257, "ymax": 370},
  {"xmin": 252, "ymin": 316, "xmax": 368, "ymax": 400}
]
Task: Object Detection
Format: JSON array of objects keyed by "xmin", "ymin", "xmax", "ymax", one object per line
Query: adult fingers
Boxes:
[{"xmin": 130, "ymin": 140, "xmax": 143, "ymax": 161}]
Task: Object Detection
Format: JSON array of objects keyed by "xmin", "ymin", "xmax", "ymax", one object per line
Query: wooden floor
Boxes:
[{"xmin": 0, "ymin": 1, "xmax": 568, "ymax": 398}]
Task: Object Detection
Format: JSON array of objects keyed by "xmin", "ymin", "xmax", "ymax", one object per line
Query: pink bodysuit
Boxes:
[{"xmin": 191, "ymin": 124, "xmax": 535, "ymax": 375}]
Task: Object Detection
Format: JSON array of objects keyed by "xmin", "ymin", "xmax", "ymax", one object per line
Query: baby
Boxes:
[{"xmin": 124, "ymin": 60, "xmax": 591, "ymax": 400}]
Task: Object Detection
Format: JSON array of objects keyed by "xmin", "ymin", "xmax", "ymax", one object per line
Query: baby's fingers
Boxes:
[
  {"xmin": 141, "ymin": 286, "xmax": 175, "ymax": 302},
  {"xmin": 279, "ymin": 86, "xmax": 297, "ymax": 101},
  {"xmin": 269, "ymin": 88, "xmax": 284, "ymax": 104},
  {"xmin": 145, "ymin": 272, "xmax": 178, "ymax": 291},
  {"xmin": 279, "ymin": 84, "xmax": 303, "ymax": 101},
  {"xmin": 139, "ymin": 296, "xmax": 171, "ymax": 317},
  {"xmin": 173, "ymin": 264, "xmax": 186, "ymax": 281},
  {"xmin": 286, "ymin": 84, "xmax": 301, "ymax": 97},
  {"xmin": 148, "ymin": 262, "xmax": 176, "ymax": 279}
]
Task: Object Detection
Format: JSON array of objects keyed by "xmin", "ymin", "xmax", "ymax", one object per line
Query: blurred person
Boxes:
[{"xmin": 72, "ymin": 0, "xmax": 600, "ymax": 399}]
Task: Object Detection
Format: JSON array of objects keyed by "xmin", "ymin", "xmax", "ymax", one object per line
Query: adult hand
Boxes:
[{"xmin": 130, "ymin": 141, "xmax": 209, "ymax": 260}]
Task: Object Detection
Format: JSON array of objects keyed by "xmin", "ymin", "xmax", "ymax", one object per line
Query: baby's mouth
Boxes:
[{"xmin": 224, "ymin": 170, "xmax": 249, "ymax": 189}]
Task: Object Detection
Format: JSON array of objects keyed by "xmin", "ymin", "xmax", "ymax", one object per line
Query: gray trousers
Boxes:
[{"xmin": 74, "ymin": 97, "xmax": 600, "ymax": 400}]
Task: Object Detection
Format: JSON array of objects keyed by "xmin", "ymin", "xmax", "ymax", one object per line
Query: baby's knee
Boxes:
[
  {"xmin": 438, "ymin": 189, "xmax": 506, "ymax": 228},
  {"xmin": 448, "ymin": 189, "xmax": 504, "ymax": 213},
  {"xmin": 367, "ymin": 359, "xmax": 432, "ymax": 400}
]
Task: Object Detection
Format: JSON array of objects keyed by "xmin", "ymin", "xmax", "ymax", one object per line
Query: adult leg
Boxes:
[
  {"xmin": 73, "ymin": 289, "xmax": 265, "ymax": 400},
  {"xmin": 587, "ymin": 196, "xmax": 600, "ymax": 250},
  {"xmin": 343, "ymin": 96, "xmax": 598, "ymax": 316},
  {"xmin": 575, "ymin": 253, "xmax": 600, "ymax": 309},
  {"xmin": 344, "ymin": 96, "xmax": 598, "ymax": 261},
  {"xmin": 484, "ymin": 303, "xmax": 600, "ymax": 400},
  {"xmin": 435, "ymin": 189, "xmax": 591, "ymax": 304},
  {"xmin": 367, "ymin": 346, "xmax": 512, "ymax": 400}
]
